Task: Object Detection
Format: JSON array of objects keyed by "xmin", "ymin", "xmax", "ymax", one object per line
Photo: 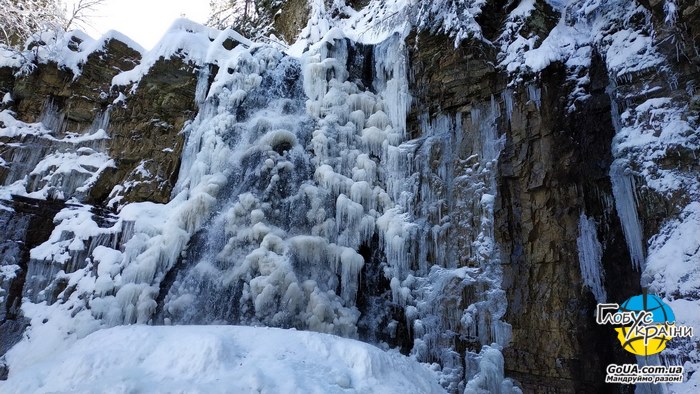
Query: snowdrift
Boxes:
[{"xmin": 0, "ymin": 325, "xmax": 445, "ymax": 394}]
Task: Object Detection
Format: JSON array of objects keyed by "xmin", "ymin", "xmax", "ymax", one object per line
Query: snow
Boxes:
[
  {"xmin": 0, "ymin": 265, "xmax": 20, "ymax": 295},
  {"xmin": 0, "ymin": 110, "xmax": 53, "ymax": 138},
  {"xmin": 0, "ymin": 107, "xmax": 113, "ymax": 200},
  {"xmin": 6, "ymin": 29, "xmax": 145, "ymax": 79},
  {"xmin": 604, "ymin": 28, "xmax": 662, "ymax": 79},
  {"xmin": 644, "ymin": 202, "xmax": 700, "ymax": 298},
  {"xmin": 336, "ymin": 1, "xmax": 412, "ymax": 45},
  {"xmin": 112, "ymin": 19, "xmax": 252, "ymax": 88},
  {"xmin": 289, "ymin": 0, "xmax": 486, "ymax": 54},
  {"xmin": 0, "ymin": 325, "xmax": 445, "ymax": 394},
  {"xmin": 30, "ymin": 206, "xmax": 109, "ymax": 263},
  {"xmin": 0, "ymin": 47, "xmax": 25, "ymax": 69},
  {"xmin": 29, "ymin": 150, "xmax": 115, "ymax": 195},
  {"xmin": 414, "ymin": 0, "xmax": 486, "ymax": 44},
  {"xmin": 520, "ymin": 17, "xmax": 589, "ymax": 74}
]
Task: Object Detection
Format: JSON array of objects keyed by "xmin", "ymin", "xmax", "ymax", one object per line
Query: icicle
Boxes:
[
  {"xmin": 361, "ymin": 126, "xmax": 387, "ymax": 156},
  {"xmin": 89, "ymin": 108, "xmax": 111, "ymax": 135},
  {"xmin": 464, "ymin": 345, "xmax": 522, "ymax": 394},
  {"xmin": 194, "ymin": 66, "xmax": 211, "ymax": 105},
  {"xmin": 610, "ymin": 160, "xmax": 645, "ymax": 270},
  {"xmin": 527, "ymin": 84, "xmax": 541, "ymax": 110},
  {"xmin": 480, "ymin": 96, "xmax": 506, "ymax": 167},
  {"xmin": 338, "ymin": 246, "xmax": 364, "ymax": 302},
  {"xmin": 502, "ymin": 88, "xmax": 514, "ymax": 122},
  {"xmin": 39, "ymin": 98, "xmax": 66, "ymax": 134},
  {"xmin": 577, "ymin": 213, "xmax": 607, "ymax": 302},
  {"xmin": 373, "ymin": 33, "xmax": 411, "ymax": 136},
  {"xmin": 607, "ymin": 78, "xmax": 645, "ymax": 270},
  {"xmin": 303, "ymin": 57, "xmax": 328, "ymax": 102}
]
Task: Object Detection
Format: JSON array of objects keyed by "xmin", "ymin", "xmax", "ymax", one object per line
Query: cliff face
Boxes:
[
  {"xmin": 0, "ymin": 31, "xmax": 201, "ymax": 358},
  {"xmin": 404, "ymin": 25, "xmax": 640, "ymax": 393},
  {"xmin": 494, "ymin": 58, "xmax": 639, "ymax": 392},
  {"xmin": 1, "ymin": 1, "xmax": 699, "ymax": 393},
  {"xmin": 87, "ymin": 54, "xmax": 197, "ymax": 205},
  {"xmin": 0, "ymin": 37, "xmax": 193, "ymax": 205},
  {"xmin": 406, "ymin": 0, "xmax": 700, "ymax": 391}
]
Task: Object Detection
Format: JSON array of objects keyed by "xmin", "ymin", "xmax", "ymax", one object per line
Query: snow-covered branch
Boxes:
[{"xmin": 0, "ymin": 0, "xmax": 66, "ymax": 48}]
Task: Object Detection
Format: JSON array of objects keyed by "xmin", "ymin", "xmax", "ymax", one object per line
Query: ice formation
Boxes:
[
  {"xmin": 576, "ymin": 213, "xmax": 606, "ymax": 303},
  {"xmin": 0, "ymin": 12, "xmax": 522, "ymax": 390},
  {"xmin": 609, "ymin": 159, "xmax": 645, "ymax": 270},
  {"xmin": 0, "ymin": 105, "xmax": 113, "ymax": 201},
  {"xmin": 3, "ymin": 0, "xmax": 699, "ymax": 392}
]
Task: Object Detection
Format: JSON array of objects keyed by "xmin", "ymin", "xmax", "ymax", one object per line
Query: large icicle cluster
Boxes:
[
  {"xmin": 395, "ymin": 105, "xmax": 514, "ymax": 392},
  {"xmin": 1, "ymin": 10, "xmax": 524, "ymax": 390},
  {"xmin": 0, "ymin": 21, "xmax": 265, "ymax": 370},
  {"xmin": 160, "ymin": 27, "xmax": 425, "ymax": 339},
  {"xmin": 0, "ymin": 106, "xmax": 113, "ymax": 201}
]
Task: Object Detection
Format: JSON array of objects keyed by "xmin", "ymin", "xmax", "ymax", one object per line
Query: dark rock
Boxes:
[
  {"xmin": 272, "ymin": 0, "xmax": 310, "ymax": 44},
  {"xmin": 0, "ymin": 196, "xmax": 63, "ymax": 358},
  {"xmin": 222, "ymin": 37, "xmax": 239, "ymax": 50},
  {"xmin": 89, "ymin": 55, "xmax": 198, "ymax": 205},
  {"xmin": 406, "ymin": 27, "xmax": 641, "ymax": 394}
]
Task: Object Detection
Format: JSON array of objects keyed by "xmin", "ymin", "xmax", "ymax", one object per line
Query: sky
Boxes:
[{"xmin": 73, "ymin": 0, "xmax": 211, "ymax": 50}]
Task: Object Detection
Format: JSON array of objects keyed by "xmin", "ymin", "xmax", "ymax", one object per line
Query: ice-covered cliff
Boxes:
[{"xmin": 0, "ymin": 1, "xmax": 698, "ymax": 393}]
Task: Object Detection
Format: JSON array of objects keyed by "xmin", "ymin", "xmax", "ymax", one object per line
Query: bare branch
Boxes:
[
  {"xmin": 64, "ymin": 0, "xmax": 108, "ymax": 31},
  {"xmin": 0, "ymin": 0, "xmax": 66, "ymax": 48}
]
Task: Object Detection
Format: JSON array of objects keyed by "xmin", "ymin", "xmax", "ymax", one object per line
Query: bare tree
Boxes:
[
  {"xmin": 207, "ymin": 0, "xmax": 284, "ymax": 40},
  {"xmin": 0, "ymin": 0, "xmax": 66, "ymax": 47},
  {"xmin": 0, "ymin": 0, "xmax": 108, "ymax": 48},
  {"xmin": 208, "ymin": 0, "xmax": 257, "ymax": 30},
  {"xmin": 63, "ymin": 0, "xmax": 108, "ymax": 31}
]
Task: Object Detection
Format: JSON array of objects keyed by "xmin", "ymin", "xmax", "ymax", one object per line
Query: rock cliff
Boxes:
[{"xmin": 0, "ymin": 1, "xmax": 698, "ymax": 393}]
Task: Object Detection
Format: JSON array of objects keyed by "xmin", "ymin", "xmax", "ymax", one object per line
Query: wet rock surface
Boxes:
[{"xmin": 0, "ymin": 196, "xmax": 64, "ymax": 364}]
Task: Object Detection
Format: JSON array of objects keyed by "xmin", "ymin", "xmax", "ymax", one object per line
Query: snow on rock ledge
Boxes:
[
  {"xmin": 0, "ymin": 325, "xmax": 444, "ymax": 394},
  {"xmin": 111, "ymin": 19, "xmax": 253, "ymax": 89}
]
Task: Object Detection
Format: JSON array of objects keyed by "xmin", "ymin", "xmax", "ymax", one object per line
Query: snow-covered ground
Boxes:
[{"xmin": 0, "ymin": 325, "xmax": 446, "ymax": 394}]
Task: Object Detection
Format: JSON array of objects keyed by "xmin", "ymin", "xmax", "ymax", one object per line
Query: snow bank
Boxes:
[
  {"xmin": 0, "ymin": 325, "xmax": 445, "ymax": 394},
  {"xmin": 645, "ymin": 202, "xmax": 700, "ymax": 298},
  {"xmin": 112, "ymin": 19, "xmax": 252, "ymax": 89},
  {"xmin": 12, "ymin": 29, "xmax": 145, "ymax": 78}
]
